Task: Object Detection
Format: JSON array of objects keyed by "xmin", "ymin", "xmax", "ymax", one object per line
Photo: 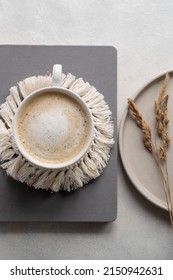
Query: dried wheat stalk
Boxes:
[
  {"xmin": 155, "ymin": 73, "xmax": 170, "ymax": 160},
  {"xmin": 128, "ymin": 73, "xmax": 173, "ymax": 227},
  {"xmin": 128, "ymin": 99, "xmax": 153, "ymax": 152}
]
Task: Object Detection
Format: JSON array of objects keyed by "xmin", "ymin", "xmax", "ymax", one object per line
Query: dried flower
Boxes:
[
  {"xmin": 128, "ymin": 98, "xmax": 152, "ymax": 152},
  {"xmin": 128, "ymin": 74, "xmax": 173, "ymax": 227},
  {"xmin": 155, "ymin": 74, "xmax": 170, "ymax": 160}
]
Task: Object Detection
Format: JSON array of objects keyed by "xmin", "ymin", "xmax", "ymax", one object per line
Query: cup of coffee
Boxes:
[{"xmin": 13, "ymin": 65, "xmax": 94, "ymax": 169}]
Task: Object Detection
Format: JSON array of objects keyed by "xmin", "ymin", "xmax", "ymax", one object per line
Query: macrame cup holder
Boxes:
[{"xmin": 0, "ymin": 73, "xmax": 114, "ymax": 192}]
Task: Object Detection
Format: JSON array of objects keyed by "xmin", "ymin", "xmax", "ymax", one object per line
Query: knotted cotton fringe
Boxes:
[{"xmin": 0, "ymin": 73, "xmax": 114, "ymax": 192}]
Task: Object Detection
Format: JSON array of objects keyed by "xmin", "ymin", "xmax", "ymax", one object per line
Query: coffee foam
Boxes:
[{"xmin": 17, "ymin": 92, "xmax": 89, "ymax": 164}]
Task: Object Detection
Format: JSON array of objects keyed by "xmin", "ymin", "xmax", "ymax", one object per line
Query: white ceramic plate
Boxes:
[{"xmin": 119, "ymin": 70, "xmax": 173, "ymax": 211}]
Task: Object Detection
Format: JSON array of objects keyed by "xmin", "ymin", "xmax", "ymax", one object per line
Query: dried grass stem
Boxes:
[{"xmin": 128, "ymin": 73, "xmax": 173, "ymax": 227}]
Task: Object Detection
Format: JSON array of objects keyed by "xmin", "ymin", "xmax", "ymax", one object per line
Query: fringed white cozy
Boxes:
[{"xmin": 0, "ymin": 73, "xmax": 114, "ymax": 192}]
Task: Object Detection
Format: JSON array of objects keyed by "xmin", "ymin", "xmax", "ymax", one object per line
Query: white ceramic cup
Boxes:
[{"xmin": 13, "ymin": 64, "xmax": 94, "ymax": 169}]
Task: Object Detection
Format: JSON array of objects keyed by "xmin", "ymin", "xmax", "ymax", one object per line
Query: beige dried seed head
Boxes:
[{"xmin": 128, "ymin": 99, "xmax": 153, "ymax": 152}]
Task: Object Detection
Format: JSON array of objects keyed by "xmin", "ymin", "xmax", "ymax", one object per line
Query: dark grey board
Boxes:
[{"xmin": 0, "ymin": 45, "xmax": 117, "ymax": 222}]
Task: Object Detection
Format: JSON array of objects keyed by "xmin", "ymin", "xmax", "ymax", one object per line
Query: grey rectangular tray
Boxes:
[{"xmin": 0, "ymin": 45, "xmax": 117, "ymax": 222}]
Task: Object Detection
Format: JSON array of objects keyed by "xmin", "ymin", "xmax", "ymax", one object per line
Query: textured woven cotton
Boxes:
[{"xmin": 0, "ymin": 73, "xmax": 114, "ymax": 192}]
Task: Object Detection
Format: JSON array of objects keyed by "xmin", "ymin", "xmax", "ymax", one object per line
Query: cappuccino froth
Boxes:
[{"xmin": 17, "ymin": 92, "xmax": 89, "ymax": 164}]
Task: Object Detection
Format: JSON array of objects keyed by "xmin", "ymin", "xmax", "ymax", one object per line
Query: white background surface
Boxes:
[{"xmin": 0, "ymin": 0, "xmax": 173, "ymax": 259}]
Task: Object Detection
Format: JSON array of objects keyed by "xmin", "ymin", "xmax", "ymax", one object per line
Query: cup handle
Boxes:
[{"xmin": 52, "ymin": 64, "xmax": 62, "ymax": 87}]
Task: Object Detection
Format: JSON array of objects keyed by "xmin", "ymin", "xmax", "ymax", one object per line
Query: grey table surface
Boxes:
[{"xmin": 0, "ymin": 0, "xmax": 173, "ymax": 260}]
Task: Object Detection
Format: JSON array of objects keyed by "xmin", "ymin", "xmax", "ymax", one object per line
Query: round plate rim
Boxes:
[{"xmin": 119, "ymin": 69, "xmax": 173, "ymax": 211}]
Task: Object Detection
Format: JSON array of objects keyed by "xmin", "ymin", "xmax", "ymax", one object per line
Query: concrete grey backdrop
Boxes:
[{"xmin": 0, "ymin": 0, "xmax": 173, "ymax": 259}]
